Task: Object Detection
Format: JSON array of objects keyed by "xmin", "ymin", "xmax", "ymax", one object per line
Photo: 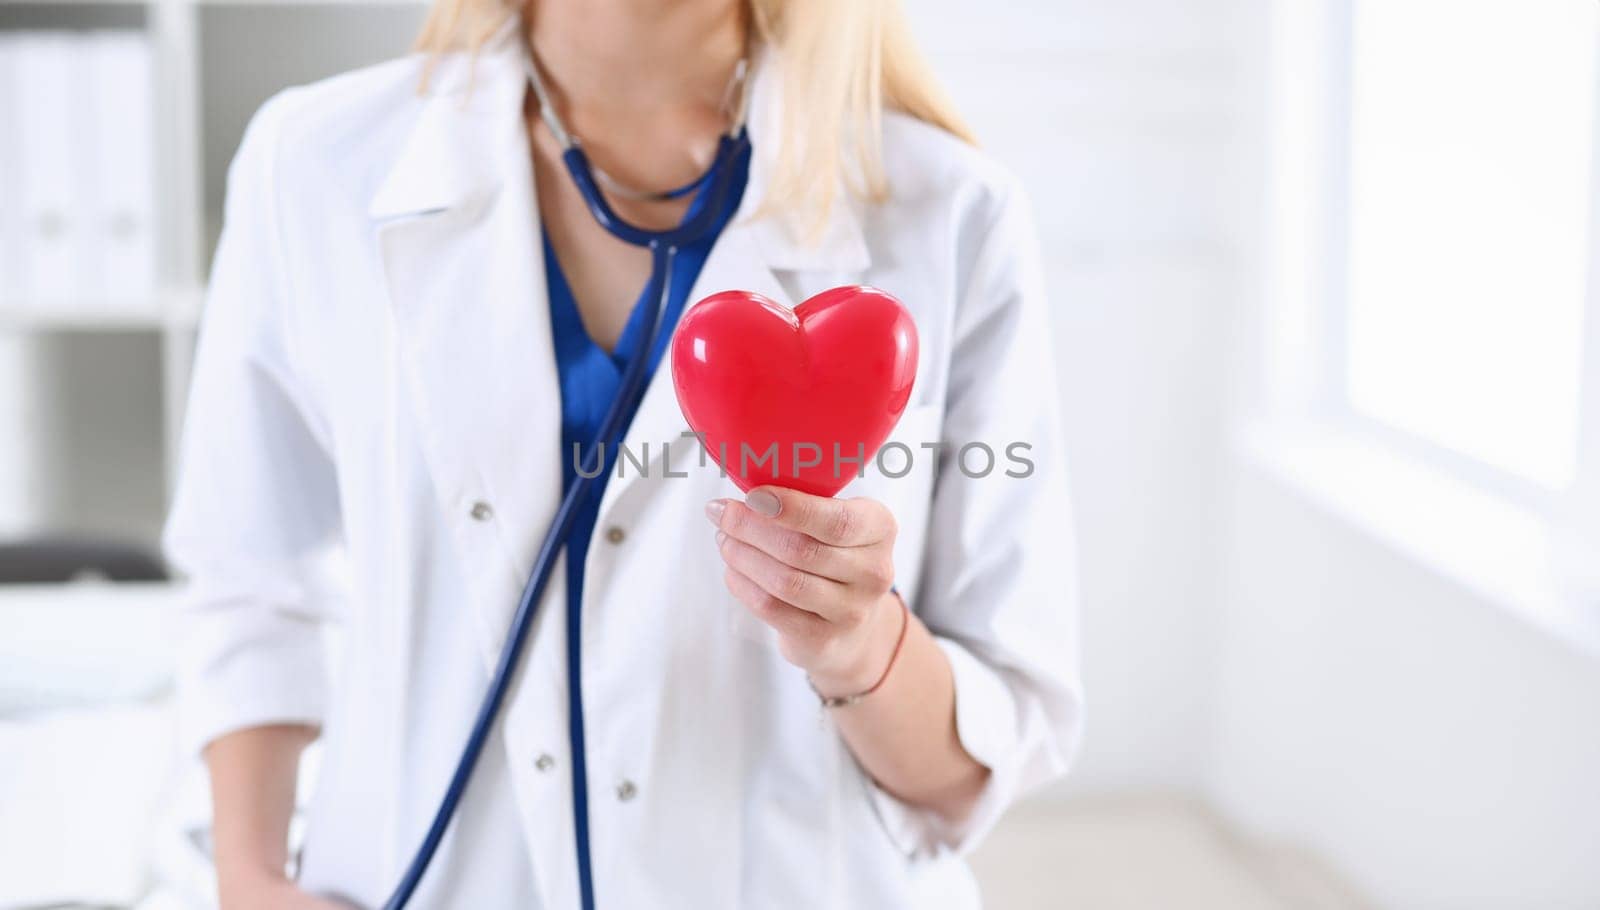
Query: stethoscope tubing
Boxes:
[
  {"xmin": 382, "ymin": 46, "xmax": 753, "ymax": 909},
  {"xmin": 381, "ymin": 242, "xmax": 675, "ymax": 910},
  {"xmin": 380, "ymin": 111, "xmax": 750, "ymax": 910},
  {"xmin": 559, "ymin": 135, "xmax": 745, "ymax": 248}
]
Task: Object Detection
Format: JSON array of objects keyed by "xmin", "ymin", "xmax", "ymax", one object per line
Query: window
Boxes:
[{"xmin": 1343, "ymin": 0, "xmax": 1599, "ymax": 491}]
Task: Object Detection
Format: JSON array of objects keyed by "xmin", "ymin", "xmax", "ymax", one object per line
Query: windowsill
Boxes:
[{"xmin": 1234, "ymin": 419, "xmax": 1600, "ymax": 661}]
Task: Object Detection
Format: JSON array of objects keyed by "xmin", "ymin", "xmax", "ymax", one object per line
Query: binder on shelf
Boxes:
[
  {"xmin": 86, "ymin": 31, "xmax": 157, "ymax": 303},
  {"xmin": 0, "ymin": 37, "xmax": 19, "ymax": 304},
  {"xmin": 15, "ymin": 33, "xmax": 95, "ymax": 306}
]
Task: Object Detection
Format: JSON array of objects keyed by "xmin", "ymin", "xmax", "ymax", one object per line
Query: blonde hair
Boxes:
[{"xmin": 415, "ymin": 0, "xmax": 975, "ymax": 231}]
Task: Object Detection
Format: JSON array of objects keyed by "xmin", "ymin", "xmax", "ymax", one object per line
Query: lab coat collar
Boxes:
[
  {"xmin": 365, "ymin": 15, "xmax": 871, "ymax": 273},
  {"xmin": 366, "ymin": 17, "xmax": 525, "ymax": 220}
]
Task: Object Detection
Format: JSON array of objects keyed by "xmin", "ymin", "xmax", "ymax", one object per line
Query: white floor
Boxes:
[{"xmin": 970, "ymin": 796, "xmax": 1375, "ymax": 910}]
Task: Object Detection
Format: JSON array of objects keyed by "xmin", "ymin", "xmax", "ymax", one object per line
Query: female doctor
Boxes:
[{"xmin": 163, "ymin": 0, "xmax": 1082, "ymax": 907}]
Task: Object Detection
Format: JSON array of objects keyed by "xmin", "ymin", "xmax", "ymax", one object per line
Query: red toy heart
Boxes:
[{"xmin": 671, "ymin": 286, "xmax": 919, "ymax": 497}]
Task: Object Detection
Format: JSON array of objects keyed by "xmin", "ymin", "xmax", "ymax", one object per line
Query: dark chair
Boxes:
[{"xmin": 0, "ymin": 536, "xmax": 169, "ymax": 583}]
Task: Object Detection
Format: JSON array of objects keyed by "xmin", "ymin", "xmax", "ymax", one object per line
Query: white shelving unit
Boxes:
[{"xmin": 0, "ymin": 0, "xmax": 426, "ymax": 548}]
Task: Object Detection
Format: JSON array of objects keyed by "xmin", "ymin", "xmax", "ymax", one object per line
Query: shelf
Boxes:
[
  {"xmin": 2, "ymin": 0, "xmax": 417, "ymax": 548},
  {"xmin": 0, "ymin": 3, "xmax": 143, "ymax": 27},
  {"xmin": 0, "ymin": 0, "xmax": 425, "ymax": 7},
  {"xmin": 0, "ymin": 289, "xmax": 202, "ymax": 331}
]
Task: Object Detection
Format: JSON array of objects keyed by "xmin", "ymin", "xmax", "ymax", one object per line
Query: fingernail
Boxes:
[
  {"xmin": 715, "ymin": 530, "xmax": 727, "ymax": 547},
  {"xmin": 746, "ymin": 489, "xmax": 781, "ymax": 517},
  {"xmin": 704, "ymin": 499, "xmax": 726, "ymax": 525}
]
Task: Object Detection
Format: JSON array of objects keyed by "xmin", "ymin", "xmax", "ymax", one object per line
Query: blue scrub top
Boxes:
[
  {"xmin": 541, "ymin": 140, "xmax": 750, "ymax": 909},
  {"xmin": 544, "ymin": 140, "xmax": 750, "ymax": 625}
]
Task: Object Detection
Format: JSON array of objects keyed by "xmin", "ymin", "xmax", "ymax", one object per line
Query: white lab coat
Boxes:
[{"xmin": 164, "ymin": 21, "xmax": 1083, "ymax": 910}]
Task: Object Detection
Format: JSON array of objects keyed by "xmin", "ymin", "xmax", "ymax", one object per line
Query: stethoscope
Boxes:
[{"xmin": 379, "ymin": 46, "xmax": 755, "ymax": 910}]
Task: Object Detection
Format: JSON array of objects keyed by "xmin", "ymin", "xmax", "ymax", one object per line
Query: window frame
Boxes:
[
  {"xmin": 1249, "ymin": 0, "xmax": 1600, "ymax": 624},
  {"xmin": 1315, "ymin": 0, "xmax": 1600, "ymax": 520},
  {"xmin": 1575, "ymin": 35, "xmax": 1600, "ymax": 560}
]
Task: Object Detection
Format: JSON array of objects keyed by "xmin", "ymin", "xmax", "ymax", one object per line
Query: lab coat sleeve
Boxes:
[
  {"xmin": 868, "ymin": 174, "xmax": 1085, "ymax": 858},
  {"xmin": 162, "ymin": 92, "xmax": 342, "ymax": 758}
]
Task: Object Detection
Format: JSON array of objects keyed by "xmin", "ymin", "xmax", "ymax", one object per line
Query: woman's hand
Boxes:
[
  {"xmin": 708, "ymin": 485, "xmax": 989, "ymax": 819},
  {"xmin": 706, "ymin": 486, "xmax": 906, "ymax": 697}
]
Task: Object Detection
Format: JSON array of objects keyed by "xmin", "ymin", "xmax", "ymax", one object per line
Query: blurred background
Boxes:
[{"xmin": 2, "ymin": 0, "xmax": 1598, "ymax": 907}]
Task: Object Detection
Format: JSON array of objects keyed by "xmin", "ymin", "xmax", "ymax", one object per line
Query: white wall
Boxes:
[
  {"xmin": 917, "ymin": 4, "xmax": 1600, "ymax": 907},
  {"xmin": 1209, "ymin": 465, "xmax": 1600, "ymax": 909},
  {"xmin": 1204, "ymin": 2, "xmax": 1600, "ymax": 906},
  {"xmin": 912, "ymin": 0, "xmax": 1255, "ymax": 793}
]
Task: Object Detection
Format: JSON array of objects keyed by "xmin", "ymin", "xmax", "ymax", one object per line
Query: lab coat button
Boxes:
[
  {"xmin": 604, "ymin": 526, "xmax": 626, "ymax": 545},
  {"xmin": 616, "ymin": 780, "xmax": 637, "ymax": 802},
  {"xmin": 469, "ymin": 501, "xmax": 494, "ymax": 521},
  {"xmin": 534, "ymin": 753, "xmax": 555, "ymax": 772}
]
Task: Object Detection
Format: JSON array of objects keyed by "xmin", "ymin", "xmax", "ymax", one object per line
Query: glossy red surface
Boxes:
[{"xmin": 671, "ymin": 285, "xmax": 919, "ymax": 497}]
